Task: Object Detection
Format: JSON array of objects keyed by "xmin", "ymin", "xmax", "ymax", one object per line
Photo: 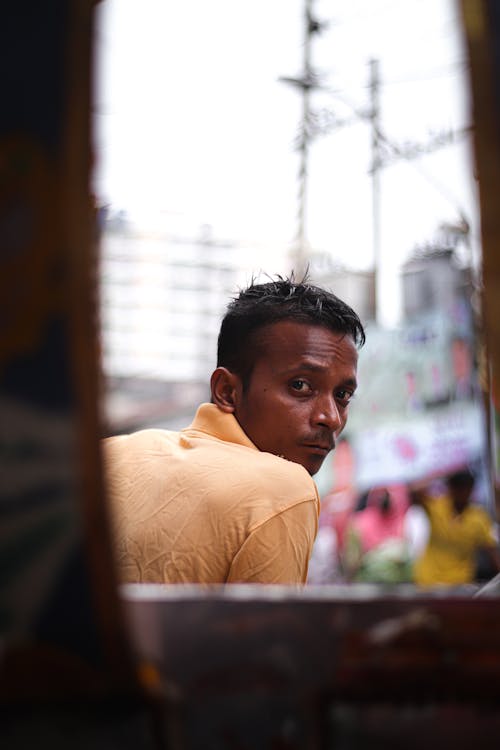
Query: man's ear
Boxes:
[{"xmin": 210, "ymin": 367, "xmax": 242, "ymax": 413}]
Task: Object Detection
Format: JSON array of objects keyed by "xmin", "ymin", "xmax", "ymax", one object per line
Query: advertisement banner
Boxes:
[{"xmin": 352, "ymin": 402, "xmax": 485, "ymax": 488}]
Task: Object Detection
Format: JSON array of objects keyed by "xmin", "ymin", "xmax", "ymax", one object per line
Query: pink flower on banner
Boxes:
[{"xmin": 393, "ymin": 434, "xmax": 418, "ymax": 461}]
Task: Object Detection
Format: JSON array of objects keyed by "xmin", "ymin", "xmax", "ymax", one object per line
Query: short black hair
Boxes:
[
  {"xmin": 217, "ymin": 273, "xmax": 365, "ymax": 388},
  {"xmin": 447, "ymin": 467, "xmax": 475, "ymax": 489}
]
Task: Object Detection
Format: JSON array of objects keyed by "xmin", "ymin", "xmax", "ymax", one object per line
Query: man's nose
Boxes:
[{"xmin": 312, "ymin": 396, "xmax": 342, "ymax": 432}]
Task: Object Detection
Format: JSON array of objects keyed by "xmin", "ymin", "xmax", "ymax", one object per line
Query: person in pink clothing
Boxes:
[{"xmin": 342, "ymin": 486, "xmax": 413, "ymax": 583}]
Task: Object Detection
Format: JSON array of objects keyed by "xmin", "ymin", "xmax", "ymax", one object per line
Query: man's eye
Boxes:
[
  {"xmin": 336, "ymin": 389, "xmax": 354, "ymax": 405},
  {"xmin": 291, "ymin": 379, "xmax": 311, "ymax": 392}
]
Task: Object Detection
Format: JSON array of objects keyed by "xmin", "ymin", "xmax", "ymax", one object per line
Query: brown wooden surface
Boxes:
[
  {"xmin": 123, "ymin": 584, "xmax": 500, "ymax": 701},
  {"xmin": 122, "ymin": 584, "xmax": 500, "ymax": 748}
]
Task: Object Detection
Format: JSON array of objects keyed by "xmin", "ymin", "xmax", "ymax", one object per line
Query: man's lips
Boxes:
[{"xmin": 301, "ymin": 441, "xmax": 335, "ymax": 454}]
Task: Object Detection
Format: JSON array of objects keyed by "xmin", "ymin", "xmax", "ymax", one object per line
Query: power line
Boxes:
[
  {"xmin": 281, "ymin": 0, "xmax": 471, "ymax": 289},
  {"xmin": 326, "ymin": 0, "xmax": 410, "ymax": 28},
  {"xmin": 374, "ymin": 61, "xmax": 469, "ymax": 86},
  {"xmin": 312, "ymin": 60, "xmax": 468, "ymax": 98},
  {"xmin": 322, "ymin": 82, "xmax": 471, "ymax": 222}
]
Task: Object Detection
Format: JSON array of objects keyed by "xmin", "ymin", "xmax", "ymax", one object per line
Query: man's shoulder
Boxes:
[
  {"xmin": 102, "ymin": 428, "xmax": 178, "ymax": 460},
  {"xmin": 233, "ymin": 450, "xmax": 318, "ymax": 499},
  {"xmin": 203, "ymin": 450, "xmax": 319, "ymax": 526},
  {"xmin": 468, "ymin": 502, "xmax": 494, "ymax": 524},
  {"xmin": 102, "ymin": 427, "xmax": 318, "ymax": 502}
]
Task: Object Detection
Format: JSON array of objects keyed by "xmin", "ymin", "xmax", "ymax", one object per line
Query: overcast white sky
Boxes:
[{"xmin": 94, "ymin": 0, "xmax": 477, "ymax": 325}]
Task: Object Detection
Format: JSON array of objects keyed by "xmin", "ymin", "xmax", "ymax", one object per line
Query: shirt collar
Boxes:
[{"xmin": 183, "ymin": 403, "xmax": 258, "ymax": 451}]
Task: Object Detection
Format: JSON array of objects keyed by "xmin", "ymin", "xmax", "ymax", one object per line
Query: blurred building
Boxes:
[
  {"xmin": 309, "ymin": 251, "xmax": 376, "ymax": 324},
  {"xmin": 401, "ymin": 245, "xmax": 473, "ymax": 322},
  {"xmin": 315, "ymin": 240, "xmax": 489, "ymax": 506},
  {"xmin": 99, "ymin": 211, "xmax": 240, "ymax": 382},
  {"xmin": 98, "ymin": 210, "xmax": 243, "ymax": 432}
]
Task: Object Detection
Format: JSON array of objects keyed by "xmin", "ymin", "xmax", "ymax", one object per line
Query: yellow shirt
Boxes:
[
  {"xmin": 103, "ymin": 403, "xmax": 320, "ymax": 585},
  {"xmin": 413, "ymin": 495, "xmax": 496, "ymax": 586}
]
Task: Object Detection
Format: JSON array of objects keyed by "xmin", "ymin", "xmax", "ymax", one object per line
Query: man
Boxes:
[
  {"xmin": 411, "ymin": 468, "xmax": 500, "ymax": 587},
  {"xmin": 103, "ymin": 275, "xmax": 364, "ymax": 585}
]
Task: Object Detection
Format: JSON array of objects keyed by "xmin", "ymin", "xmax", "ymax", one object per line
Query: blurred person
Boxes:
[
  {"xmin": 342, "ymin": 486, "xmax": 413, "ymax": 584},
  {"xmin": 308, "ymin": 438, "xmax": 359, "ymax": 583},
  {"xmin": 307, "ymin": 524, "xmax": 340, "ymax": 584},
  {"xmin": 103, "ymin": 274, "xmax": 365, "ymax": 585},
  {"xmin": 411, "ymin": 468, "xmax": 500, "ymax": 587},
  {"xmin": 403, "ymin": 497, "xmax": 430, "ymax": 562}
]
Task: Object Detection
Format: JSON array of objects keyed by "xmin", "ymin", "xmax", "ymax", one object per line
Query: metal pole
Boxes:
[
  {"xmin": 294, "ymin": 0, "xmax": 313, "ymax": 277},
  {"xmin": 369, "ymin": 58, "xmax": 381, "ymax": 323}
]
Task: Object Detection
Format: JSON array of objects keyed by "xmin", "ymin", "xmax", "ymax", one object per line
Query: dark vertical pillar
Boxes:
[
  {"xmin": 0, "ymin": 0, "xmax": 137, "ymax": 701},
  {"xmin": 461, "ymin": 0, "xmax": 500, "ymax": 518}
]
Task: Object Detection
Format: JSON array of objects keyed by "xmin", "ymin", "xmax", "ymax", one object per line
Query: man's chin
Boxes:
[
  {"xmin": 302, "ymin": 455, "xmax": 327, "ymax": 476},
  {"xmin": 275, "ymin": 449, "xmax": 328, "ymax": 476}
]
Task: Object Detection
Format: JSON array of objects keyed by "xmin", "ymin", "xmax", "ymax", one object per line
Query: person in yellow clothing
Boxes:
[
  {"xmin": 411, "ymin": 468, "xmax": 500, "ymax": 587},
  {"xmin": 103, "ymin": 275, "xmax": 364, "ymax": 585}
]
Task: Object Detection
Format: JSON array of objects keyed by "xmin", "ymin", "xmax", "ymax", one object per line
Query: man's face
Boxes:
[
  {"xmin": 449, "ymin": 481, "xmax": 473, "ymax": 513},
  {"xmin": 233, "ymin": 320, "xmax": 358, "ymax": 476}
]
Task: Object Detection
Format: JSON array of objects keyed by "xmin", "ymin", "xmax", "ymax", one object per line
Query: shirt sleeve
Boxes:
[{"xmin": 226, "ymin": 500, "xmax": 318, "ymax": 584}]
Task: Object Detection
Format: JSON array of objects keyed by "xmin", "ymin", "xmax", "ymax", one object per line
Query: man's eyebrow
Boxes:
[
  {"xmin": 339, "ymin": 377, "xmax": 358, "ymax": 390},
  {"xmin": 297, "ymin": 362, "xmax": 328, "ymax": 372},
  {"xmin": 278, "ymin": 361, "xmax": 327, "ymax": 374},
  {"xmin": 280, "ymin": 362, "xmax": 358, "ymax": 386}
]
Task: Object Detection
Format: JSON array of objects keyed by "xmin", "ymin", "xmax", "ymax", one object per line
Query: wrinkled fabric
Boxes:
[{"xmin": 103, "ymin": 403, "xmax": 320, "ymax": 585}]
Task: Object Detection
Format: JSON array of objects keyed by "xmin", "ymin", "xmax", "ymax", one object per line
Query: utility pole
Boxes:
[
  {"xmin": 369, "ymin": 58, "xmax": 382, "ymax": 324},
  {"xmin": 280, "ymin": 0, "xmax": 324, "ymax": 276},
  {"xmin": 294, "ymin": 0, "xmax": 314, "ymax": 276}
]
